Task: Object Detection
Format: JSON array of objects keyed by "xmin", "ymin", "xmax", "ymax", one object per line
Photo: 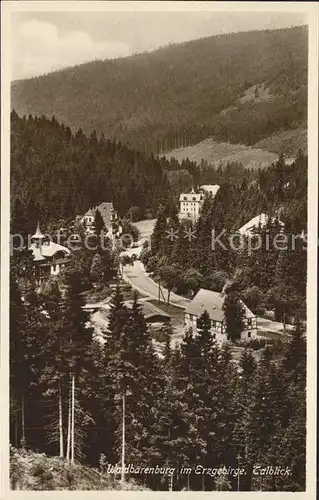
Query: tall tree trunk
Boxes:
[
  {"xmin": 121, "ymin": 390, "xmax": 126, "ymax": 484},
  {"xmin": 15, "ymin": 411, "xmax": 18, "ymax": 447},
  {"xmin": 187, "ymin": 473, "xmax": 190, "ymax": 491},
  {"xmin": 201, "ymin": 474, "xmax": 205, "ymax": 491},
  {"xmin": 21, "ymin": 393, "xmax": 25, "ymax": 445},
  {"xmin": 71, "ymin": 373, "xmax": 75, "ymax": 464},
  {"xmin": 66, "ymin": 383, "xmax": 71, "ymax": 461},
  {"xmin": 283, "ymin": 306, "xmax": 286, "ymax": 331},
  {"xmin": 58, "ymin": 382, "xmax": 64, "ymax": 458},
  {"xmin": 169, "ymin": 474, "xmax": 173, "ymax": 491}
]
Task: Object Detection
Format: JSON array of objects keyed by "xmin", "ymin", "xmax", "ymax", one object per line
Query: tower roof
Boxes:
[{"xmin": 32, "ymin": 221, "xmax": 45, "ymax": 240}]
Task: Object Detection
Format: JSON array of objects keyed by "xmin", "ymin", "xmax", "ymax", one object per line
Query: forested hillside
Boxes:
[
  {"xmin": 11, "ymin": 26, "xmax": 307, "ymax": 153},
  {"xmin": 9, "ymin": 112, "xmax": 274, "ymax": 233},
  {"xmin": 10, "ymin": 111, "xmax": 170, "ymax": 230}
]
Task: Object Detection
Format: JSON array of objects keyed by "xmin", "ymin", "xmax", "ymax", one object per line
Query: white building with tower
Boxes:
[
  {"xmin": 179, "ymin": 185, "xmax": 220, "ymax": 222},
  {"xmin": 29, "ymin": 222, "xmax": 71, "ymax": 281},
  {"xmin": 179, "ymin": 188, "xmax": 204, "ymax": 222}
]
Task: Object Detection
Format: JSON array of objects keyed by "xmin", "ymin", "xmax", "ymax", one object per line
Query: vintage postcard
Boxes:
[{"xmin": 1, "ymin": 1, "xmax": 318, "ymax": 498}]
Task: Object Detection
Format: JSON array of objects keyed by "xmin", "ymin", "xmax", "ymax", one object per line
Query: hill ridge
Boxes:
[{"xmin": 11, "ymin": 25, "xmax": 307, "ymax": 153}]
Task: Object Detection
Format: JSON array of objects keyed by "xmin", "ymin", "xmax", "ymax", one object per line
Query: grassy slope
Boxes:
[
  {"xmin": 10, "ymin": 446, "xmax": 147, "ymax": 491},
  {"xmin": 11, "ymin": 26, "xmax": 307, "ymax": 151},
  {"xmin": 164, "ymin": 138, "xmax": 278, "ymax": 169}
]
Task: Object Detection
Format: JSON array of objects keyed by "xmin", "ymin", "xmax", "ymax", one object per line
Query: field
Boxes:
[
  {"xmin": 133, "ymin": 219, "xmax": 156, "ymax": 241},
  {"xmin": 165, "ymin": 138, "xmax": 278, "ymax": 169}
]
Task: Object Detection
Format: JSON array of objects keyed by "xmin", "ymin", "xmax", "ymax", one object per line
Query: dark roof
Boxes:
[
  {"xmin": 126, "ymin": 301, "xmax": 171, "ymax": 321},
  {"xmin": 84, "ymin": 202, "xmax": 115, "ymax": 229}
]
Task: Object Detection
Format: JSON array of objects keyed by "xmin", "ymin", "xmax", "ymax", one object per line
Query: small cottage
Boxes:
[{"xmin": 184, "ymin": 288, "xmax": 257, "ymax": 345}]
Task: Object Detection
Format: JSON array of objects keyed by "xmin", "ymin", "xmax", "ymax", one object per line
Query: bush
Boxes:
[
  {"xmin": 236, "ymin": 338, "xmax": 267, "ymax": 350},
  {"xmin": 121, "ymin": 219, "xmax": 140, "ymax": 242},
  {"xmin": 149, "ymin": 324, "xmax": 172, "ymax": 343},
  {"xmin": 10, "ymin": 447, "xmax": 148, "ymax": 490},
  {"xmin": 145, "ymin": 255, "xmax": 159, "ymax": 273}
]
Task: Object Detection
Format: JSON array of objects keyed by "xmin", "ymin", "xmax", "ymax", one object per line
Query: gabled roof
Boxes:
[
  {"xmin": 185, "ymin": 288, "xmax": 225, "ymax": 322},
  {"xmin": 238, "ymin": 213, "xmax": 284, "ymax": 235},
  {"xmin": 29, "ymin": 241, "xmax": 71, "ymax": 261},
  {"xmin": 84, "ymin": 208, "xmax": 96, "ymax": 217},
  {"xmin": 199, "ymin": 185, "xmax": 220, "ymax": 197},
  {"xmin": 97, "ymin": 202, "xmax": 114, "ymax": 229},
  {"xmin": 185, "ymin": 288, "xmax": 255, "ymax": 323},
  {"xmin": 83, "ymin": 202, "xmax": 115, "ymax": 228},
  {"xmin": 126, "ymin": 301, "xmax": 171, "ymax": 321}
]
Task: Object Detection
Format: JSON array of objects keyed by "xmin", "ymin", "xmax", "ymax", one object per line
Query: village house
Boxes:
[
  {"xmin": 179, "ymin": 185, "xmax": 220, "ymax": 222},
  {"xmin": 184, "ymin": 288, "xmax": 257, "ymax": 345},
  {"xmin": 238, "ymin": 213, "xmax": 285, "ymax": 236},
  {"xmin": 29, "ymin": 222, "xmax": 71, "ymax": 282},
  {"xmin": 81, "ymin": 201, "xmax": 119, "ymax": 238},
  {"xmin": 179, "ymin": 188, "xmax": 203, "ymax": 222}
]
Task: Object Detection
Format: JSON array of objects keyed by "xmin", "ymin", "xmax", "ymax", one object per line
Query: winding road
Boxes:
[{"xmin": 122, "ymin": 260, "xmax": 190, "ymax": 309}]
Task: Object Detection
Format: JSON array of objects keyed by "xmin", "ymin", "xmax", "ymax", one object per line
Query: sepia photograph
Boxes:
[{"xmin": 1, "ymin": 1, "xmax": 318, "ymax": 495}]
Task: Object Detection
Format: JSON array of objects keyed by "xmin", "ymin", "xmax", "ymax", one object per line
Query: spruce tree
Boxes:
[
  {"xmin": 90, "ymin": 253, "xmax": 105, "ymax": 284},
  {"xmin": 151, "ymin": 209, "xmax": 168, "ymax": 256},
  {"xmin": 223, "ymin": 292, "xmax": 245, "ymax": 342},
  {"xmin": 60, "ymin": 268, "xmax": 94, "ymax": 463},
  {"xmin": 94, "ymin": 209, "xmax": 106, "ymax": 239}
]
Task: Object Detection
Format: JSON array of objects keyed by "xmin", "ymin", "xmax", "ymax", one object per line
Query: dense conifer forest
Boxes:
[
  {"xmin": 10, "ymin": 272, "xmax": 306, "ymax": 491},
  {"xmin": 10, "ymin": 107, "xmax": 307, "ymax": 490}
]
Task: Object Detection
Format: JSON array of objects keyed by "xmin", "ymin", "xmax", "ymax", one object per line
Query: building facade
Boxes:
[
  {"xmin": 184, "ymin": 288, "xmax": 257, "ymax": 345},
  {"xmin": 29, "ymin": 223, "xmax": 71, "ymax": 282},
  {"xmin": 179, "ymin": 185, "xmax": 220, "ymax": 223},
  {"xmin": 179, "ymin": 189, "xmax": 204, "ymax": 222},
  {"xmin": 81, "ymin": 201, "xmax": 119, "ymax": 238}
]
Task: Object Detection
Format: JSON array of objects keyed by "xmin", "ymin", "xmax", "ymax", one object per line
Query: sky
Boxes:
[{"xmin": 10, "ymin": 9, "xmax": 307, "ymax": 80}]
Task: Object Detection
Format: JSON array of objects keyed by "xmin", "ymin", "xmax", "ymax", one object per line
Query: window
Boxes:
[
  {"xmin": 184, "ymin": 196, "xmax": 187, "ymax": 201},
  {"xmin": 248, "ymin": 331, "xmax": 251, "ymax": 338},
  {"xmin": 247, "ymin": 318, "xmax": 252, "ymax": 326}
]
